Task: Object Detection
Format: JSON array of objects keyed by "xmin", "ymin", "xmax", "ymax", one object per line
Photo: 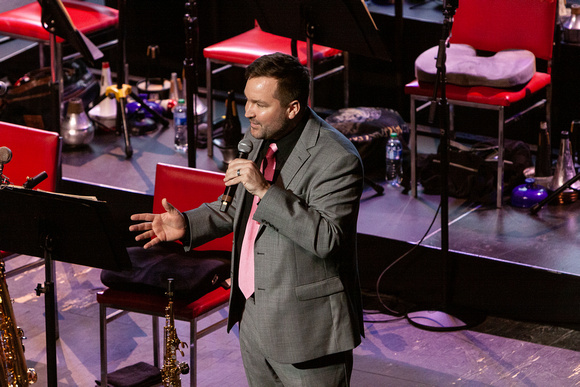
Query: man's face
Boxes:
[{"xmin": 244, "ymin": 76, "xmax": 295, "ymax": 141}]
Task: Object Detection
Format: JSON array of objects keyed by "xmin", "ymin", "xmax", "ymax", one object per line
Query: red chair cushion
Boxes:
[
  {"xmin": 0, "ymin": 121, "xmax": 60, "ymax": 191},
  {"xmin": 0, "ymin": 0, "xmax": 118, "ymax": 42},
  {"xmin": 153, "ymin": 163, "xmax": 232, "ymax": 252},
  {"xmin": 404, "ymin": 72, "xmax": 551, "ymax": 107},
  {"xmin": 203, "ymin": 26, "xmax": 342, "ymax": 66},
  {"xmin": 97, "ymin": 286, "xmax": 230, "ymax": 321}
]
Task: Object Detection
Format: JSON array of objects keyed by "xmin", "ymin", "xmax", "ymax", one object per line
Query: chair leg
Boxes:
[
  {"xmin": 190, "ymin": 318, "xmax": 198, "ymax": 387},
  {"xmin": 410, "ymin": 96, "xmax": 418, "ymax": 198},
  {"xmin": 206, "ymin": 58, "xmax": 214, "ymax": 158},
  {"xmin": 100, "ymin": 304, "xmax": 108, "ymax": 387},
  {"xmin": 546, "ymin": 83, "xmax": 552, "ymax": 131},
  {"xmin": 343, "ymin": 52, "xmax": 349, "ymax": 108},
  {"xmin": 497, "ymin": 107, "xmax": 505, "ymax": 208}
]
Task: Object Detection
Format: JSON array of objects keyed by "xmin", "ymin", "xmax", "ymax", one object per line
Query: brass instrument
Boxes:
[
  {"xmin": 0, "ymin": 261, "xmax": 37, "ymax": 386},
  {"xmin": 161, "ymin": 278, "xmax": 189, "ymax": 386}
]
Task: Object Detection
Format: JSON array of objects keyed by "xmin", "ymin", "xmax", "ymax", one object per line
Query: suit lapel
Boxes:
[{"xmin": 279, "ymin": 111, "xmax": 320, "ymax": 190}]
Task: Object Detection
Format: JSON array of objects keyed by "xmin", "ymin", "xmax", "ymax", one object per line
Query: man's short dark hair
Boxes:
[{"xmin": 245, "ymin": 52, "xmax": 310, "ymax": 108}]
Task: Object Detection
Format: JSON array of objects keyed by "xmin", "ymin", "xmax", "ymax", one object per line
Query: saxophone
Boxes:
[
  {"xmin": 161, "ymin": 278, "xmax": 189, "ymax": 387},
  {"xmin": 0, "ymin": 261, "xmax": 37, "ymax": 387}
]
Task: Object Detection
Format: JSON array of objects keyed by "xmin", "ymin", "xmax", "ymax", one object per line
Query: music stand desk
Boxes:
[{"xmin": 0, "ymin": 185, "xmax": 130, "ymax": 386}]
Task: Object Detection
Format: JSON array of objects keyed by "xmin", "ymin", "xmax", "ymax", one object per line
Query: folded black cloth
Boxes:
[{"xmin": 100, "ymin": 242, "xmax": 230, "ymax": 300}]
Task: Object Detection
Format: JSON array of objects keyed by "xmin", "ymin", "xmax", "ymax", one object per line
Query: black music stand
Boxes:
[
  {"xmin": 247, "ymin": 0, "xmax": 390, "ymax": 104},
  {"xmin": 249, "ymin": 0, "xmax": 389, "ymax": 59},
  {"xmin": 90, "ymin": 0, "xmax": 170, "ymax": 159},
  {"xmin": 0, "ymin": 186, "xmax": 131, "ymax": 386},
  {"xmin": 38, "ymin": 0, "xmax": 104, "ymax": 134}
]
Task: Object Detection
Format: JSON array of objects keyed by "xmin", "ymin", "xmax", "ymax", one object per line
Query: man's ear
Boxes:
[{"xmin": 286, "ymin": 100, "xmax": 300, "ymax": 120}]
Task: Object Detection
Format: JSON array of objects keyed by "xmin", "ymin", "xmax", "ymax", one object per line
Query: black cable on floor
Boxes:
[{"xmin": 373, "ymin": 201, "xmax": 442, "ymax": 317}]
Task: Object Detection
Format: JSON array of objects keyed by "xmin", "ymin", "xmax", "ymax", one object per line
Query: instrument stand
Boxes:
[
  {"xmin": 91, "ymin": 83, "xmax": 169, "ymax": 159},
  {"xmin": 38, "ymin": 0, "xmax": 104, "ymax": 133},
  {"xmin": 91, "ymin": 0, "xmax": 169, "ymax": 159},
  {"xmin": 530, "ymin": 172, "xmax": 580, "ymax": 214},
  {"xmin": 405, "ymin": 0, "xmax": 484, "ymax": 331}
]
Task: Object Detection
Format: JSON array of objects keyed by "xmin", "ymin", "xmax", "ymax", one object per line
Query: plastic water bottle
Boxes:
[
  {"xmin": 386, "ymin": 132, "xmax": 402, "ymax": 186},
  {"xmin": 174, "ymin": 98, "xmax": 187, "ymax": 152}
]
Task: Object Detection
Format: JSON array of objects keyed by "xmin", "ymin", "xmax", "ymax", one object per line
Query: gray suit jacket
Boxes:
[{"xmin": 184, "ymin": 109, "xmax": 364, "ymax": 364}]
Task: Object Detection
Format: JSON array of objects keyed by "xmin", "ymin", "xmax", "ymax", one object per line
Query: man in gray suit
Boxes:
[{"xmin": 130, "ymin": 52, "xmax": 364, "ymax": 386}]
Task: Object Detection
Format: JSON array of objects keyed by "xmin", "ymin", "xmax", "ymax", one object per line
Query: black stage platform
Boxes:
[{"xmin": 54, "ymin": 115, "xmax": 580, "ymax": 327}]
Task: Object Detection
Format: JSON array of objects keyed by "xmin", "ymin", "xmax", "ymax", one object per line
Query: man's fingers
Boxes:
[
  {"xmin": 143, "ymin": 237, "xmax": 160, "ymax": 249},
  {"xmin": 129, "ymin": 222, "xmax": 152, "ymax": 232},
  {"xmin": 131, "ymin": 213, "xmax": 155, "ymax": 222},
  {"xmin": 134, "ymin": 230, "xmax": 154, "ymax": 241}
]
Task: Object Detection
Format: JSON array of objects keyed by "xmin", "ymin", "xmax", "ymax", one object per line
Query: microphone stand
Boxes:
[
  {"xmin": 406, "ymin": 0, "xmax": 484, "ymax": 331},
  {"xmin": 184, "ymin": 0, "xmax": 199, "ymax": 168}
]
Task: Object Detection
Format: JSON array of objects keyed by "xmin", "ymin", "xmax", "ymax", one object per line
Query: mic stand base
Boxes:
[{"xmin": 406, "ymin": 307, "xmax": 485, "ymax": 332}]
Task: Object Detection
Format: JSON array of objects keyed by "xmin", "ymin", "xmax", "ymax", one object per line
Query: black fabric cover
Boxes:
[
  {"xmin": 326, "ymin": 107, "xmax": 410, "ymax": 181},
  {"xmin": 418, "ymin": 139, "xmax": 532, "ymax": 203},
  {"xmin": 0, "ymin": 59, "xmax": 99, "ymax": 131},
  {"xmin": 100, "ymin": 242, "xmax": 231, "ymax": 300}
]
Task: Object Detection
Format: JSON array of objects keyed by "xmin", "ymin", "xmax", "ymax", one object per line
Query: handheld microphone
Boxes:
[
  {"xmin": 220, "ymin": 139, "xmax": 253, "ymax": 212},
  {"xmin": 0, "ymin": 81, "xmax": 8, "ymax": 97},
  {"xmin": 23, "ymin": 171, "xmax": 48, "ymax": 189}
]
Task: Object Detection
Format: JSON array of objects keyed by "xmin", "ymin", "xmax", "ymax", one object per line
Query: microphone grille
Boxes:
[
  {"xmin": 0, "ymin": 147, "xmax": 12, "ymax": 164},
  {"xmin": 238, "ymin": 139, "xmax": 253, "ymax": 154}
]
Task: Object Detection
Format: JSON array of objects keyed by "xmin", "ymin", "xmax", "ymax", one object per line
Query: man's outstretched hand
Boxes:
[{"xmin": 129, "ymin": 198, "xmax": 187, "ymax": 249}]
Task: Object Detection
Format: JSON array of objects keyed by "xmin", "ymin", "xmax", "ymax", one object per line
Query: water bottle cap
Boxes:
[
  {"xmin": 390, "ymin": 132, "xmax": 397, "ymax": 137},
  {"xmin": 178, "ymin": 98, "xmax": 185, "ymax": 104}
]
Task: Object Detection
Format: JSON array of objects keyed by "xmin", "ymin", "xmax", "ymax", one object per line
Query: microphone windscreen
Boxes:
[
  {"xmin": 0, "ymin": 147, "xmax": 12, "ymax": 164},
  {"xmin": 238, "ymin": 139, "xmax": 253, "ymax": 155}
]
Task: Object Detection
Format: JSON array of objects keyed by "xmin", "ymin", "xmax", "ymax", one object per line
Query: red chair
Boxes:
[
  {"xmin": 0, "ymin": 0, "xmax": 118, "ymax": 131},
  {"xmin": 0, "ymin": 121, "xmax": 61, "ymax": 191},
  {"xmin": 98, "ymin": 163, "xmax": 232, "ymax": 387},
  {"xmin": 404, "ymin": 0, "xmax": 557, "ymax": 207},
  {"xmin": 0, "ymin": 121, "xmax": 62, "ymax": 276},
  {"xmin": 203, "ymin": 23, "xmax": 348, "ymax": 157}
]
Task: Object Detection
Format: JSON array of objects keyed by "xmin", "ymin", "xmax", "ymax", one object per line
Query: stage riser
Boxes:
[
  {"xmin": 358, "ymin": 234, "xmax": 580, "ymax": 325},
  {"xmin": 57, "ymin": 181, "xmax": 579, "ymax": 324}
]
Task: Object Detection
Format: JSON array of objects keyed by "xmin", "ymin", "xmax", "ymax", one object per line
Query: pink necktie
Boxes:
[{"xmin": 239, "ymin": 143, "xmax": 277, "ymax": 299}]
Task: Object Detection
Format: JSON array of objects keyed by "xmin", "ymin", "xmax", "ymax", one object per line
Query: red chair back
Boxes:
[
  {"xmin": 450, "ymin": 0, "xmax": 557, "ymax": 61},
  {"xmin": 0, "ymin": 122, "xmax": 61, "ymax": 191},
  {"xmin": 153, "ymin": 163, "xmax": 232, "ymax": 251}
]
